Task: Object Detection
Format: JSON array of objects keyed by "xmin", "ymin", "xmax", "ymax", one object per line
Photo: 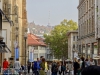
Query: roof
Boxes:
[
  {"xmin": 67, "ymin": 30, "xmax": 78, "ymax": 36},
  {"xmin": 28, "ymin": 33, "xmax": 46, "ymax": 46}
]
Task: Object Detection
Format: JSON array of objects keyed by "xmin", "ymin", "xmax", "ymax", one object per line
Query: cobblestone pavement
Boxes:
[{"xmin": 25, "ymin": 71, "xmax": 73, "ymax": 75}]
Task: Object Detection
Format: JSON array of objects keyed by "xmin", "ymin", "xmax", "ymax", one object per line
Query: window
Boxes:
[
  {"xmin": 34, "ymin": 54, "xmax": 38, "ymax": 59},
  {"xmin": 2, "ymin": 29, "xmax": 7, "ymax": 44},
  {"xmin": 73, "ymin": 36, "xmax": 75, "ymax": 41},
  {"xmin": 34, "ymin": 46, "xmax": 38, "ymax": 50},
  {"xmin": 39, "ymin": 53, "xmax": 45, "ymax": 58},
  {"xmin": 73, "ymin": 44, "xmax": 75, "ymax": 49},
  {"xmin": 77, "ymin": 36, "xmax": 78, "ymax": 40},
  {"xmin": 87, "ymin": 1, "xmax": 88, "ymax": 11},
  {"xmin": 47, "ymin": 54, "xmax": 50, "ymax": 59},
  {"xmin": 39, "ymin": 46, "xmax": 45, "ymax": 50}
]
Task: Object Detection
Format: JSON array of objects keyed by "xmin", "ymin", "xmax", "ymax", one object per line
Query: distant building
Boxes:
[
  {"xmin": 28, "ymin": 33, "xmax": 47, "ymax": 61},
  {"xmin": 67, "ymin": 30, "xmax": 78, "ymax": 60}
]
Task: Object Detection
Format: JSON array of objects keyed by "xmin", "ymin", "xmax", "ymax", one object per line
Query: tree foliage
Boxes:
[{"xmin": 44, "ymin": 19, "xmax": 78, "ymax": 59}]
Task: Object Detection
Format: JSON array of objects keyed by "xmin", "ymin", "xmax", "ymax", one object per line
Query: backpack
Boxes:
[{"xmin": 52, "ymin": 64, "xmax": 58, "ymax": 72}]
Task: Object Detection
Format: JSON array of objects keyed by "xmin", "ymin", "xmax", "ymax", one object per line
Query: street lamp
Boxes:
[
  {"xmin": 72, "ymin": 50, "xmax": 75, "ymax": 62},
  {"xmin": 28, "ymin": 50, "xmax": 29, "ymax": 62},
  {"xmin": 24, "ymin": 30, "xmax": 27, "ymax": 74}
]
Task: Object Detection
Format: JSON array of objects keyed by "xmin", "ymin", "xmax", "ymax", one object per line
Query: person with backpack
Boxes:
[
  {"xmin": 61, "ymin": 64, "xmax": 66, "ymax": 75},
  {"xmin": 51, "ymin": 61, "xmax": 58, "ymax": 75}
]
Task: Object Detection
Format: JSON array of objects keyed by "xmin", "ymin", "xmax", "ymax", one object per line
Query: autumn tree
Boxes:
[{"xmin": 44, "ymin": 19, "xmax": 78, "ymax": 59}]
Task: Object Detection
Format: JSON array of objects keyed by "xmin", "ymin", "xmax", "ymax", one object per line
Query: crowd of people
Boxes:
[
  {"xmin": 73, "ymin": 57, "xmax": 96, "ymax": 75},
  {"xmin": 2, "ymin": 56, "xmax": 100, "ymax": 75},
  {"xmin": 2, "ymin": 56, "xmax": 71, "ymax": 75},
  {"xmin": 26, "ymin": 56, "xmax": 68, "ymax": 75}
]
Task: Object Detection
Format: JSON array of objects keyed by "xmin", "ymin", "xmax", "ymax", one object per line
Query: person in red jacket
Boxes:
[{"xmin": 3, "ymin": 58, "xmax": 9, "ymax": 70}]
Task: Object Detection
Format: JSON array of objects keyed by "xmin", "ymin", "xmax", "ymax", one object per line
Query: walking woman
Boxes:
[
  {"xmin": 77, "ymin": 59, "xmax": 81, "ymax": 75},
  {"xmin": 40, "ymin": 58, "xmax": 46, "ymax": 75},
  {"xmin": 58, "ymin": 62, "xmax": 62, "ymax": 75}
]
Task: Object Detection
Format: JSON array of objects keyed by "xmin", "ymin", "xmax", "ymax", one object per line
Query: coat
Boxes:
[{"xmin": 40, "ymin": 62, "xmax": 46, "ymax": 75}]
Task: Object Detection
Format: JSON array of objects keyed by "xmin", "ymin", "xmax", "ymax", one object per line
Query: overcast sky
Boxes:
[{"xmin": 26, "ymin": 0, "xmax": 78, "ymax": 26}]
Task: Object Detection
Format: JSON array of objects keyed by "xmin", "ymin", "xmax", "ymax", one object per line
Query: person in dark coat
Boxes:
[
  {"xmin": 81, "ymin": 57, "xmax": 85, "ymax": 71},
  {"xmin": 73, "ymin": 58, "xmax": 80, "ymax": 75},
  {"xmin": 81, "ymin": 66, "xmax": 100, "ymax": 75},
  {"xmin": 27, "ymin": 62, "xmax": 31, "ymax": 74},
  {"xmin": 32, "ymin": 62, "xmax": 34, "ymax": 74},
  {"xmin": 61, "ymin": 64, "xmax": 66, "ymax": 75},
  {"xmin": 51, "ymin": 61, "xmax": 58, "ymax": 75}
]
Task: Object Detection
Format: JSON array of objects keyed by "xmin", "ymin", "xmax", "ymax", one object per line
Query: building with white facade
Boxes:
[
  {"xmin": 67, "ymin": 30, "xmax": 78, "ymax": 60},
  {"xmin": 28, "ymin": 33, "xmax": 47, "ymax": 61}
]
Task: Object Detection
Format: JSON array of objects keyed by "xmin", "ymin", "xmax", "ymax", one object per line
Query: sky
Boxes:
[{"xmin": 26, "ymin": 0, "xmax": 78, "ymax": 26}]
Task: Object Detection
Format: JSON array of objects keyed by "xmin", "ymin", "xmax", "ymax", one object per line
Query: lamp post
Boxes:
[
  {"xmin": 73, "ymin": 50, "xmax": 75, "ymax": 62},
  {"xmin": 28, "ymin": 50, "xmax": 29, "ymax": 62},
  {"xmin": 24, "ymin": 31, "xmax": 27, "ymax": 74}
]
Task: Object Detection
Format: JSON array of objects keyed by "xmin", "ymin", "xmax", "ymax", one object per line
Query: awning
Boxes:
[
  {"xmin": 5, "ymin": 45, "xmax": 11, "ymax": 53},
  {"xmin": 0, "ymin": 44, "xmax": 11, "ymax": 53},
  {"xmin": 0, "ymin": 45, "xmax": 7, "ymax": 53}
]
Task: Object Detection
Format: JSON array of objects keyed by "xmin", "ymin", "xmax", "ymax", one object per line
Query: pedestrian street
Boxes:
[{"xmin": 25, "ymin": 69, "xmax": 73, "ymax": 75}]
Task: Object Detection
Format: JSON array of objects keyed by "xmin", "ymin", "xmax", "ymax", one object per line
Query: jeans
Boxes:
[
  {"xmin": 34, "ymin": 70, "xmax": 39, "ymax": 75},
  {"xmin": 52, "ymin": 72, "xmax": 57, "ymax": 75}
]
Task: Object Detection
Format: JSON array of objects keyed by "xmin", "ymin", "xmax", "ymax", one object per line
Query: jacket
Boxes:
[
  {"xmin": 3, "ymin": 61, "xmax": 9, "ymax": 70},
  {"xmin": 45, "ymin": 62, "xmax": 48, "ymax": 72},
  {"xmin": 34, "ymin": 61, "xmax": 40, "ymax": 70},
  {"xmin": 14, "ymin": 61, "xmax": 21, "ymax": 70}
]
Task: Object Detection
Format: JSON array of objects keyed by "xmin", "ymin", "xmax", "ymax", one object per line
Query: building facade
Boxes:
[
  {"xmin": 28, "ymin": 33, "xmax": 47, "ymax": 61},
  {"xmin": 95, "ymin": 0, "xmax": 100, "ymax": 65},
  {"xmin": 77, "ymin": 0, "xmax": 98, "ymax": 58},
  {"xmin": 0, "ymin": 0, "xmax": 27, "ymax": 65},
  {"xmin": 67, "ymin": 30, "xmax": 78, "ymax": 61},
  {"xmin": 10, "ymin": 0, "xmax": 27, "ymax": 64},
  {"xmin": 0, "ymin": 0, "xmax": 13, "ymax": 66}
]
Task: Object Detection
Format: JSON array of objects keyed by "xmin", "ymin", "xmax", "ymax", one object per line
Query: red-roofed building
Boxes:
[{"xmin": 28, "ymin": 33, "xmax": 47, "ymax": 61}]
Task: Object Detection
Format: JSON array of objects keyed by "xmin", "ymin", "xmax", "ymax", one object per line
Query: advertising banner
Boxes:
[{"xmin": 29, "ymin": 48, "xmax": 34, "ymax": 62}]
